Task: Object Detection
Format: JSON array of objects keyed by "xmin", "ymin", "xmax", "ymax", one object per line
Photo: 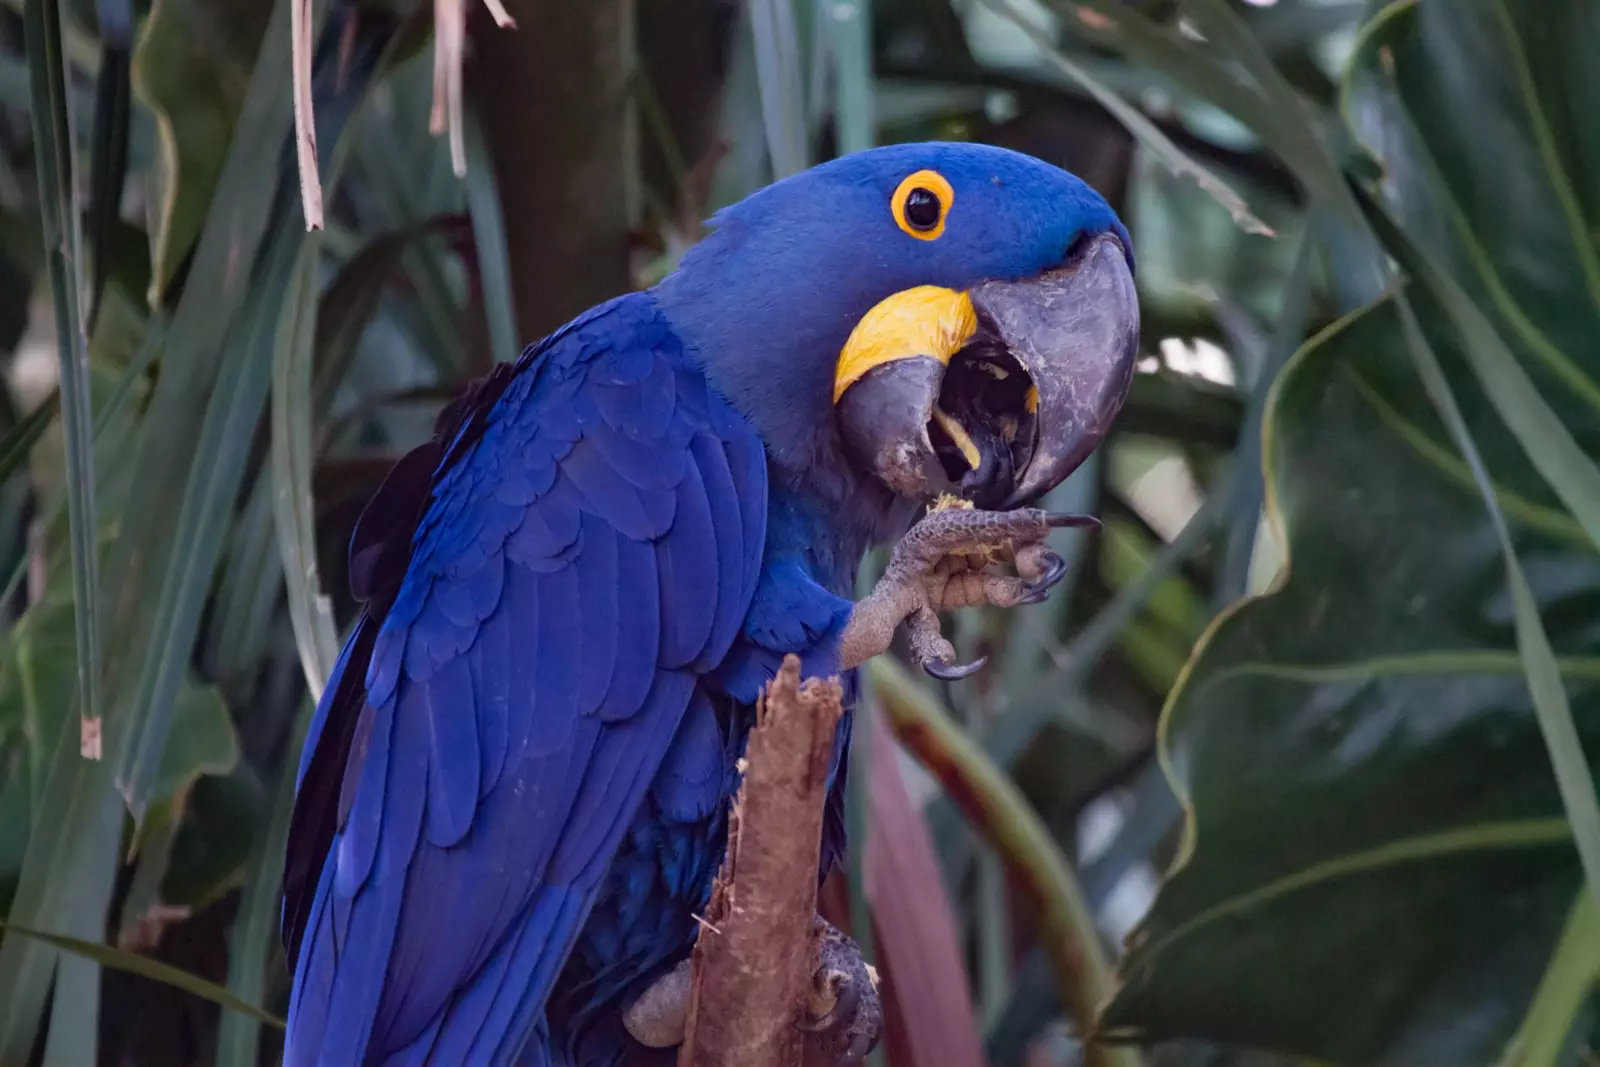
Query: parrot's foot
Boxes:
[
  {"xmin": 799, "ymin": 920, "xmax": 881, "ymax": 1066},
  {"xmin": 619, "ymin": 919, "xmax": 882, "ymax": 1065},
  {"xmin": 621, "ymin": 956, "xmax": 693, "ymax": 1049},
  {"xmin": 838, "ymin": 505, "xmax": 1097, "ymax": 679}
]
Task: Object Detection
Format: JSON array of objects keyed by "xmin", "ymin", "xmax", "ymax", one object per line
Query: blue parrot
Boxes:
[{"xmin": 280, "ymin": 141, "xmax": 1137, "ymax": 1067}]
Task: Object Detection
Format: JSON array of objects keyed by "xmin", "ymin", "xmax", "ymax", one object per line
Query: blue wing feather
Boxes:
[
  {"xmin": 656, "ymin": 459, "xmax": 718, "ymax": 669},
  {"xmin": 283, "ymin": 292, "xmax": 769, "ymax": 1067}
]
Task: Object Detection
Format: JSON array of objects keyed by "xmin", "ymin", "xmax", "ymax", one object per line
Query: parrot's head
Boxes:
[{"xmin": 656, "ymin": 141, "xmax": 1137, "ymax": 530}]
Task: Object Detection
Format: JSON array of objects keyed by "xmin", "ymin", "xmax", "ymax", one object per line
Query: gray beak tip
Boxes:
[
  {"xmin": 975, "ymin": 233, "xmax": 1139, "ymax": 507},
  {"xmin": 836, "ymin": 232, "xmax": 1139, "ymax": 510}
]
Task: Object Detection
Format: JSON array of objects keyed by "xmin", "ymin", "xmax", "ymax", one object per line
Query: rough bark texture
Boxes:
[{"xmin": 678, "ymin": 656, "xmax": 843, "ymax": 1067}]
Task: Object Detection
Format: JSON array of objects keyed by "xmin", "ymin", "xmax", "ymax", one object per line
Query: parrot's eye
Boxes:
[
  {"xmin": 893, "ymin": 170, "xmax": 953, "ymax": 241},
  {"xmin": 905, "ymin": 189, "xmax": 940, "ymax": 228}
]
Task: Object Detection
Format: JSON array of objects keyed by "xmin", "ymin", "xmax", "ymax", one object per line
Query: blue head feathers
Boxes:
[{"xmin": 653, "ymin": 141, "xmax": 1135, "ymax": 523}]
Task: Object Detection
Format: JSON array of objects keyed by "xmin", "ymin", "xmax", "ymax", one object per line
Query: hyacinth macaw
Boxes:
[{"xmin": 280, "ymin": 141, "xmax": 1138, "ymax": 1067}]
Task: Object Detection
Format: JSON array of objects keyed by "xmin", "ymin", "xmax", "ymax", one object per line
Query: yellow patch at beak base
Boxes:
[{"xmin": 833, "ymin": 286, "xmax": 978, "ymax": 403}]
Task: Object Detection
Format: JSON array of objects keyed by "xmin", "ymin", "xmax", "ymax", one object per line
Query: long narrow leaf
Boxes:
[
  {"xmin": 0, "ymin": 702, "xmax": 124, "ymax": 1058},
  {"xmin": 749, "ymin": 0, "xmax": 809, "ymax": 178},
  {"xmin": 311, "ymin": 224, "xmax": 428, "ymax": 415},
  {"xmin": 15, "ymin": 12, "xmax": 114, "ymax": 1052},
  {"xmin": 824, "ymin": 0, "xmax": 874, "ymax": 155},
  {"xmin": 463, "ymin": 106, "xmax": 519, "ymax": 364},
  {"xmin": 25, "ymin": 0, "xmax": 101, "ymax": 761},
  {"xmin": 983, "ymin": 0, "xmax": 1271, "ymax": 236},
  {"xmin": 110, "ymin": 7, "xmax": 392, "ymax": 815},
  {"xmin": 217, "ymin": 704, "xmax": 312, "ymax": 1066},
  {"xmin": 1499, "ymin": 891, "xmax": 1600, "ymax": 1067},
  {"xmin": 42, "ymin": 949, "xmax": 98, "ymax": 1067},
  {"xmin": 0, "ymin": 315, "xmax": 165, "ymax": 618},
  {"xmin": 102, "ymin": 0, "xmax": 311, "ymax": 813},
  {"xmin": 0, "ymin": 390, "xmax": 61, "ymax": 487},
  {"xmin": 86, "ymin": 42, "xmax": 130, "ymax": 331},
  {"xmin": 272, "ymin": 244, "xmax": 340, "ymax": 700},
  {"xmin": 118, "ymin": 216, "xmax": 307, "ymax": 813},
  {"xmin": 0, "ymin": 918, "xmax": 286, "ymax": 1028},
  {"xmin": 1050, "ymin": 0, "xmax": 1360, "ymax": 225}
]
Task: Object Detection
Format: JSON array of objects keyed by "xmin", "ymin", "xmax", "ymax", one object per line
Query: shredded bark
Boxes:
[{"xmin": 677, "ymin": 656, "xmax": 843, "ymax": 1067}]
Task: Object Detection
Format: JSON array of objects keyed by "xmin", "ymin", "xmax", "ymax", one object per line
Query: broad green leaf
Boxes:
[
  {"xmin": 1101, "ymin": 298, "xmax": 1600, "ymax": 1062},
  {"xmin": 151, "ymin": 683, "xmax": 238, "ymax": 805},
  {"xmin": 129, "ymin": 0, "xmax": 271, "ymax": 303},
  {"xmin": 162, "ymin": 770, "xmax": 267, "ymax": 910},
  {"xmin": 1103, "ymin": 4, "xmax": 1600, "ymax": 1060},
  {"xmin": 0, "ymin": 548, "xmax": 239, "ymax": 879}
]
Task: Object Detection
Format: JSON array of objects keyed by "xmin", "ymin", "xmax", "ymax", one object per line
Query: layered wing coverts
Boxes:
[{"xmin": 281, "ymin": 293, "xmax": 768, "ymax": 1067}]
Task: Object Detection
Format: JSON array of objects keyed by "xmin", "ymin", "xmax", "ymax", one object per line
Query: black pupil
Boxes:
[{"xmin": 905, "ymin": 187, "xmax": 941, "ymax": 230}]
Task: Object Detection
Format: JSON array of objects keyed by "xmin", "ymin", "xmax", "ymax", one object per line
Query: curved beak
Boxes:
[{"xmin": 835, "ymin": 233, "xmax": 1139, "ymax": 509}]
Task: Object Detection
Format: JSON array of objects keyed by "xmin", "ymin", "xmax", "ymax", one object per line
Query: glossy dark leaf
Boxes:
[{"xmin": 1102, "ymin": 3, "xmax": 1600, "ymax": 1059}]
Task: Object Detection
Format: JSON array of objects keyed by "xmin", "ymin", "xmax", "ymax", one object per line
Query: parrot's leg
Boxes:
[
  {"xmin": 621, "ymin": 917, "xmax": 882, "ymax": 1064},
  {"xmin": 838, "ymin": 506, "xmax": 1096, "ymax": 679}
]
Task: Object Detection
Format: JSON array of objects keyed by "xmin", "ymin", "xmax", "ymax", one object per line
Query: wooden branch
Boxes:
[{"xmin": 677, "ymin": 655, "xmax": 844, "ymax": 1067}]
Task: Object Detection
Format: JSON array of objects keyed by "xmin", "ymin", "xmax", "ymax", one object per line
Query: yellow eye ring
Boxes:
[{"xmin": 892, "ymin": 170, "xmax": 953, "ymax": 241}]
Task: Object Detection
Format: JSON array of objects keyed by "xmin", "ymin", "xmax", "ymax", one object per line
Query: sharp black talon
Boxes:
[
  {"xmin": 1031, "ymin": 550, "xmax": 1067, "ymax": 591},
  {"xmin": 844, "ymin": 1032, "xmax": 876, "ymax": 1062},
  {"xmin": 924, "ymin": 655, "xmax": 987, "ymax": 680},
  {"xmin": 800, "ymin": 974, "xmax": 862, "ymax": 1034},
  {"xmin": 1045, "ymin": 512, "xmax": 1102, "ymax": 529}
]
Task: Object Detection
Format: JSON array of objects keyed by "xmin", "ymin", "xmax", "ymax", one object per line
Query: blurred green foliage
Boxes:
[{"xmin": 0, "ymin": 0, "xmax": 1593, "ymax": 1065}]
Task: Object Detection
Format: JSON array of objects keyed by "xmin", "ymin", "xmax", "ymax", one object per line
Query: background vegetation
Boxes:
[{"xmin": 0, "ymin": 0, "xmax": 1595, "ymax": 1065}]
